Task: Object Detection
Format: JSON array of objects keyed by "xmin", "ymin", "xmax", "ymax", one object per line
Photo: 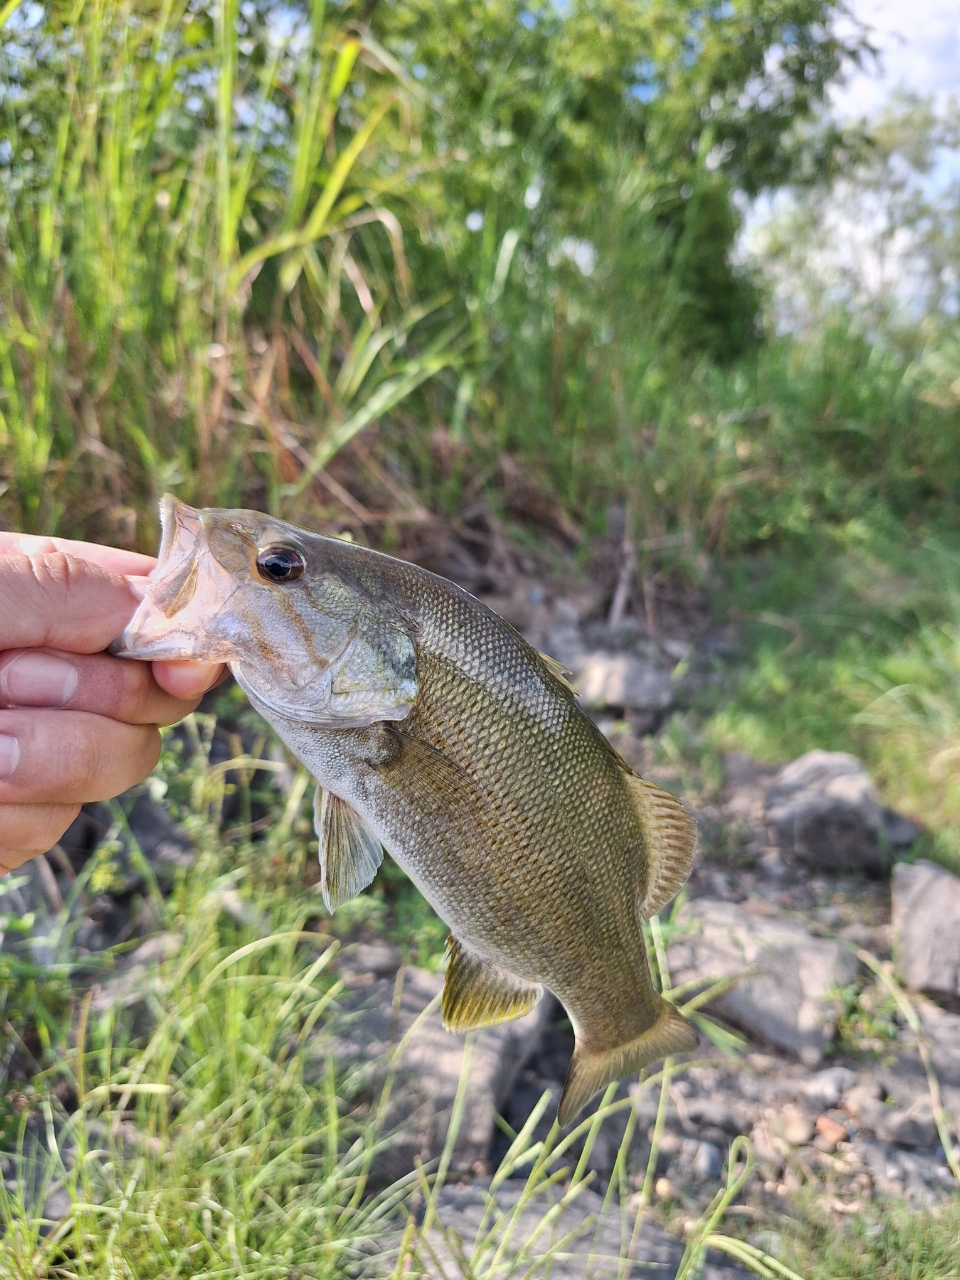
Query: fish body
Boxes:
[{"xmin": 113, "ymin": 496, "xmax": 698, "ymax": 1122}]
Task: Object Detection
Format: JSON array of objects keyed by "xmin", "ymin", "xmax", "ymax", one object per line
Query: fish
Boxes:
[{"xmin": 112, "ymin": 494, "xmax": 699, "ymax": 1123}]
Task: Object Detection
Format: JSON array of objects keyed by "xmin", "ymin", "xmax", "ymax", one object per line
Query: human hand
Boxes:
[{"xmin": 0, "ymin": 534, "xmax": 225, "ymax": 875}]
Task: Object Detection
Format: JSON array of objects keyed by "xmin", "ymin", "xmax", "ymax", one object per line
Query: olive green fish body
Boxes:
[{"xmin": 113, "ymin": 498, "xmax": 699, "ymax": 1122}]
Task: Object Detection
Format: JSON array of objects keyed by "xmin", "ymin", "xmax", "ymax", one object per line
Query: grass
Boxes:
[
  {"xmin": 5, "ymin": 725, "xmax": 957, "ymax": 1277},
  {"xmin": 0, "ymin": 721, "xmax": 777, "ymax": 1279},
  {"xmin": 0, "ymin": 0, "xmax": 459, "ymax": 543}
]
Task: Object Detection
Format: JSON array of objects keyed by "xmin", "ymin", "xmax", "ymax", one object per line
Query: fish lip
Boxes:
[{"xmin": 110, "ymin": 494, "xmax": 215, "ymax": 660}]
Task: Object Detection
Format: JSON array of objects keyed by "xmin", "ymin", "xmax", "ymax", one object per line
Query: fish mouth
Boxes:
[{"xmin": 110, "ymin": 494, "xmax": 239, "ymax": 663}]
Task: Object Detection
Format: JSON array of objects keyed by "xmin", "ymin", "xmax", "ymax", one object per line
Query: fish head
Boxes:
[{"xmin": 111, "ymin": 495, "xmax": 418, "ymax": 726}]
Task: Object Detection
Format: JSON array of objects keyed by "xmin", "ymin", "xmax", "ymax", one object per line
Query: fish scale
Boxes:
[{"xmin": 113, "ymin": 495, "xmax": 700, "ymax": 1123}]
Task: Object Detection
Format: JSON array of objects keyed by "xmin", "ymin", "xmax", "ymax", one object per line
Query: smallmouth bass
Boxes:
[{"xmin": 113, "ymin": 496, "xmax": 698, "ymax": 1122}]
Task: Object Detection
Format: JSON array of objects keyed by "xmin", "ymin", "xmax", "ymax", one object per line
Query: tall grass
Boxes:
[{"xmin": 0, "ymin": 0, "xmax": 458, "ymax": 543}]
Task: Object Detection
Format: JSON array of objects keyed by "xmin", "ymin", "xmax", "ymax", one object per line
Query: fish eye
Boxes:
[{"xmin": 255, "ymin": 546, "xmax": 306, "ymax": 584}]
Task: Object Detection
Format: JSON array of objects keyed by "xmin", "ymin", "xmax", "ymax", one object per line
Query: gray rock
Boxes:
[
  {"xmin": 915, "ymin": 996, "xmax": 960, "ymax": 1087},
  {"xmin": 668, "ymin": 899, "xmax": 857, "ymax": 1065},
  {"xmin": 575, "ymin": 652, "xmax": 674, "ymax": 714},
  {"xmin": 892, "ymin": 860, "xmax": 960, "ymax": 1004},
  {"xmin": 800, "ymin": 1067, "xmax": 857, "ymax": 1110},
  {"xmin": 414, "ymin": 1180, "xmax": 750, "ymax": 1279},
  {"xmin": 765, "ymin": 750, "xmax": 918, "ymax": 875},
  {"xmin": 693, "ymin": 1140, "xmax": 725, "ymax": 1180},
  {"xmin": 684, "ymin": 1098, "xmax": 744, "ymax": 1134},
  {"xmin": 874, "ymin": 1099, "xmax": 940, "ymax": 1151},
  {"xmin": 318, "ymin": 967, "xmax": 548, "ymax": 1182},
  {"xmin": 338, "ymin": 940, "xmax": 402, "ymax": 978}
]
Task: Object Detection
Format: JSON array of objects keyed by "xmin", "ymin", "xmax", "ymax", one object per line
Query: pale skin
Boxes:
[{"xmin": 0, "ymin": 534, "xmax": 225, "ymax": 876}]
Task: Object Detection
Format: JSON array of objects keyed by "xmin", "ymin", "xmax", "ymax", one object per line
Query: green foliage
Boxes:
[
  {"xmin": 378, "ymin": 0, "xmax": 870, "ymax": 292},
  {"xmin": 0, "ymin": 0, "xmax": 456, "ymax": 540},
  {"xmin": 777, "ymin": 1196, "xmax": 960, "ymax": 1280}
]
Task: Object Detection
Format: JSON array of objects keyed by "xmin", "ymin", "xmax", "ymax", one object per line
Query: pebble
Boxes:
[{"xmin": 815, "ymin": 1115, "xmax": 849, "ymax": 1151}]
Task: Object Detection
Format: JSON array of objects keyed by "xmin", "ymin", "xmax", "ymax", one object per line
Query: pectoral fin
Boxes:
[
  {"xmin": 625, "ymin": 774, "xmax": 698, "ymax": 919},
  {"xmin": 314, "ymin": 786, "xmax": 383, "ymax": 912},
  {"xmin": 374, "ymin": 728, "xmax": 486, "ymax": 823},
  {"xmin": 442, "ymin": 935, "xmax": 542, "ymax": 1032}
]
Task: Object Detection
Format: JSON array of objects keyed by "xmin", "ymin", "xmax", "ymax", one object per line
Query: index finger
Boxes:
[
  {"xmin": 0, "ymin": 552, "xmax": 145, "ymax": 653},
  {"xmin": 0, "ymin": 533, "xmax": 156, "ymax": 578}
]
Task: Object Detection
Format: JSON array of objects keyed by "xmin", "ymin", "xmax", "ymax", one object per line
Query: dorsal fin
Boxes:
[
  {"xmin": 441, "ymin": 935, "xmax": 542, "ymax": 1032},
  {"xmin": 537, "ymin": 649, "xmax": 579, "ymax": 695},
  {"xmin": 625, "ymin": 774, "xmax": 698, "ymax": 919},
  {"xmin": 314, "ymin": 787, "xmax": 383, "ymax": 912}
]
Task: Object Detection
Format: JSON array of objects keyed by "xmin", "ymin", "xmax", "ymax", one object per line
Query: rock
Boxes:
[
  {"xmin": 684, "ymin": 1098, "xmax": 744, "ymax": 1135},
  {"xmin": 417, "ymin": 1179, "xmax": 750, "ymax": 1279},
  {"xmin": 874, "ymin": 1099, "xmax": 939, "ymax": 1151},
  {"xmin": 892, "ymin": 860, "xmax": 960, "ymax": 1005},
  {"xmin": 814, "ymin": 1114, "xmax": 848, "ymax": 1151},
  {"xmin": 338, "ymin": 940, "xmax": 402, "ymax": 979},
  {"xmin": 777, "ymin": 1106, "xmax": 814, "ymax": 1146},
  {"xmin": 693, "ymin": 1140, "xmax": 725, "ymax": 1180},
  {"xmin": 765, "ymin": 750, "xmax": 918, "ymax": 875},
  {"xmin": 574, "ymin": 652, "xmax": 673, "ymax": 714},
  {"xmin": 668, "ymin": 899, "xmax": 857, "ymax": 1065},
  {"xmin": 915, "ymin": 996, "xmax": 960, "ymax": 1087},
  {"xmin": 845, "ymin": 1080, "xmax": 883, "ymax": 1117},
  {"xmin": 319, "ymin": 967, "xmax": 548, "ymax": 1182},
  {"xmin": 801, "ymin": 1067, "xmax": 857, "ymax": 1110}
]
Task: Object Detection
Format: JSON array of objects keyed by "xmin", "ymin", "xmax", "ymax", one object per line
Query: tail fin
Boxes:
[{"xmin": 558, "ymin": 1002, "xmax": 698, "ymax": 1127}]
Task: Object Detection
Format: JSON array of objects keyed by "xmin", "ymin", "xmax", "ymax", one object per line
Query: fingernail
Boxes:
[
  {"xmin": 0, "ymin": 734, "xmax": 20, "ymax": 779},
  {"xmin": 0, "ymin": 652, "xmax": 80, "ymax": 707}
]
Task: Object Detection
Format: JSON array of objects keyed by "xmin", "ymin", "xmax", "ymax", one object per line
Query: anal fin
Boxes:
[
  {"xmin": 626, "ymin": 773, "xmax": 698, "ymax": 919},
  {"xmin": 442, "ymin": 936, "xmax": 542, "ymax": 1032},
  {"xmin": 314, "ymin": 786, "xmax": 383, "ymax": 913}
]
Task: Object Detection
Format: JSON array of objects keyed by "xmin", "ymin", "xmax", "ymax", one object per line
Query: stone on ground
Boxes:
[
  {"xmin": 317, "ymin": 966, "xmax": 548, "ymax": 1183},
  {"xmin": 892, "ymin": 859, "xmax": 960, "ymax": 1005},
  {"xmin": 765, "ymin": 750, "xmax": 919, "ymax": 875},
  {"xmin": 668, "ymin": 899, "xmax": 857, "ymax": 1065},
  {"xmin": 574, "ymin": 652, "xmax": 674, "ymax": 714}
]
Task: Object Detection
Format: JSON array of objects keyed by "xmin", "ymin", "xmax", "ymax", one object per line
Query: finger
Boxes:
[
  {"xmin": 0, "ymin": 804, "xmax": 81, "ymax": 866},
  {"xmin": 153, "ymin": 660, "xmax": 228, "ymax": 702},
  {"xmin": 0, "ymin": 533, "xmax": 156, "ymax": 578},
  {"xmin": 0, "ymin": 552, "xmax": 144, "ymax": 654},
  {"xmin": 0, "ymin": 710, "xmax": 161, "ymax": 804},
  {"xmin": 0, "ymin": 649, "xmax": 223, "ymax": 726}
]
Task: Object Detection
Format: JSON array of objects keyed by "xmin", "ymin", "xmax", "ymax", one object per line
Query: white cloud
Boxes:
[{"xmin": 830, "ymin": 0, "xmax": 960, "ymax": 119}]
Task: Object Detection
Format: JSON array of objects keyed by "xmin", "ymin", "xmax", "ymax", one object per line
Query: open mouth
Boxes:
[{"xmin": 110, "ymin": 494, "xmax": 237, "ymax": 663}]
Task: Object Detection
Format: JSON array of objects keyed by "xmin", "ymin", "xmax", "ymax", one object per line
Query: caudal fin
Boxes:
[{"xmin": 558, "ymin": 1001, "xmax": 698, "ymax": 1127}]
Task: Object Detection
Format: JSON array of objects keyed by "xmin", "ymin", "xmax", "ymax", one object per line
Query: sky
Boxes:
[{"xmin": 830, "ymin": 0, "xmax": 960, "ymax": 119}]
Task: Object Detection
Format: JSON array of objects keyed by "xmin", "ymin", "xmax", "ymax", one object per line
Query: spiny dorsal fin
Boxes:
[
  {"xmin": 442, "ymin": 935, "xmax": 542, "ymax": 1032},
  {"xmin": 314, "ymin": 786, "xmax": 383, "ymax": 913},
  {"xmin": 537, "ymin": 649, "xmax": 579, "ymax": 695},
  {"xmin": 625, "ymin": 774, "xmax": 698, "ymax": 919}
]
